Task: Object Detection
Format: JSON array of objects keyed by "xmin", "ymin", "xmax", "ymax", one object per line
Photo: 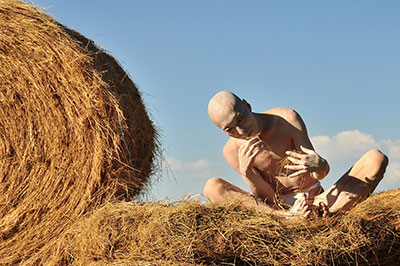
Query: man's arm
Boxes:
[
  {"xmin": 223, "ymin": 140, "xmax": 276, "ymax": 204},
  {"xmin": 283, "ymin": 109, "xmax": 330, "ymax": 180},
  {"xmin": 223, "ymin": 138, "xmax": 312, "ymax": 219}
]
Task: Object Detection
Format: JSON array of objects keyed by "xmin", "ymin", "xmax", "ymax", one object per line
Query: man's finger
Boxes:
[
  {"xmin": 287, "ymin": 169, "xmax": 307, "ymax": 178},
  {"xmin": 285, "ymin": 150, "xmax": 306, "ymax": 159},
  {"xmin": 243, "ymin": 138, "xmax": 261, "ymax": 151},
  {"xmin": 239, "ymin": 139, "xmax": 257, "ymax": 154},
  {"xmin": 247, "ymin": 137, "xmax": 260, "ymax": 145},
  {"xmin": 301, "ymin": 205, "xmax": 309, "ymax": 215},
  {"xmin": 241, "ymin": 138, "xmax": 258, "ymax": 150},
  {"xmin": 300, "ymin": 145, "xmax": 314, "ymax": 154},
  {"xmin": 238, "ymin": 145, "xmax": 247, "ymax": 157},
  {"xmin": 299, "ymin": 194, "xmax": 307, "ymax": 207},
  {"xmin": 246, "ymin": 140, "xmax": 263, "ymax": 156},
  {"xmin": 249, "ymin": 147, "xmax": 262, "ymax": 159},
  {"xmin": 287, "ymin": 156, "xmax": 304, "ymax": 165},
  {"xmin": 284, "ymin": 164, "xmax": 306, "ymax": 171},
  {"xmin": 303, "ymin": 210, "xmax": 311, "ymax": 219}
]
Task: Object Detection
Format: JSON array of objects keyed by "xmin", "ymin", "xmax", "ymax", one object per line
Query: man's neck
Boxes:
[{"xmin": 255, "ymin": 112, "xmax": 276, "ymax": 134}]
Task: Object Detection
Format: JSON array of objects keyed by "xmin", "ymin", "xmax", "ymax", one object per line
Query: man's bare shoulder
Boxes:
[
  {"xmin": 264, "ymin": 107, "xmax": 304, "ymax": 130},
  {"xmin": 264, "ymin": 107, "xmax": 299, "ymax": 120},
  {"xmin": 223, "ymin": 138, "xmax": 240, "ymax": 158},
  {"xmin": 222, "ymin": 138, "xmax": 243, "ymax": 169}
]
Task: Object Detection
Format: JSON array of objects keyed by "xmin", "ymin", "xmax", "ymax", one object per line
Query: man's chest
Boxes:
[
  {"xmin": 253, "ymin": 146, "xmax": 287, "ymax": 175},
  {"xmin": 237, "ymin": 133, "xmax": 294, "ymax": 175}
]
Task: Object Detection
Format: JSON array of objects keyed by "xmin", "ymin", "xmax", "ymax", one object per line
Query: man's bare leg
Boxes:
[
  {"xmin": 314, "ymin": 149, "xmax": 388, "ymax": 214},
  {"xmin": 203, "ymin": 177, "xmax": 310, "ymax": 218}
]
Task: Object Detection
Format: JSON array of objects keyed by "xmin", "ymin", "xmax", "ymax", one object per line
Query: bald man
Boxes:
[{"xmin": 204, "ymin": 91, "xmax": 388, "ymax": 218}]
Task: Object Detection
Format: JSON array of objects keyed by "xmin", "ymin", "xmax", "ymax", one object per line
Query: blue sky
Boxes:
[{"xmin": 32, "ymin": 0, "xmax": 400, "ymax": 200}]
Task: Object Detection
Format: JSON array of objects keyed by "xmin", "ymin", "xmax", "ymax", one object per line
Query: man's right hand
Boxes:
[
  {"xmin": 237, "ymin": 138, "xmax": 263, "ymax": 177},
  {"xmin": 286, "ymin": 194, "xmax": 311, "ymax": 219}
]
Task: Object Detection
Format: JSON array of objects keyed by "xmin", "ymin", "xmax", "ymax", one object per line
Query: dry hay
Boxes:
[
  {"xmin": 39, "ymin": 188, "xmax": 399, "ymax": 266},
  {"xmin": 0, "ymin": 0, "xmax": 159, "ymax": 264}
]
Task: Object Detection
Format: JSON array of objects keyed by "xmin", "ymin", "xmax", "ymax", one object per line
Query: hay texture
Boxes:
[
  {"xmin": 0, "ymin": 0, "xmax": 158, "ymax": 264},
  {"xmin": 53, "ymin": 189, "xmax": 400, "ymax": 266}
]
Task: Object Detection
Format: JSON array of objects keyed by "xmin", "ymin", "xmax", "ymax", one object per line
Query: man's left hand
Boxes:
[{"xmin": 284, "ymin": 146, "xmax": 322, "ymax": 178}]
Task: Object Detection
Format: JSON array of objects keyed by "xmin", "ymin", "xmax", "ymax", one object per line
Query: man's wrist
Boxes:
[
  {"xmin": 241, "ymin": 167, "xmax": 259, "ymax": 178},
  {"xmin": 312, "ymin": 157, "xmax": 328, "ymax": 179},
  {"xmin": 311, "ymin": 171, "xmax": 321, "ymax": 180}
]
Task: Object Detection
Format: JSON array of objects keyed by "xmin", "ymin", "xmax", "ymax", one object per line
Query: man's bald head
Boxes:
[
  {"xmin": 208, "ymin": 91, "xmax": 242, "ymax": 128},
  {"xmin": 207, "ymin": 91, "xmax": 258, "ymax": 139}
]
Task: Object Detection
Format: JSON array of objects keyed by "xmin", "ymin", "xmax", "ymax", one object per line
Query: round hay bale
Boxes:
[{"xmin": 0, "ymin": 0, "xmax": 159, "ymax": 263}]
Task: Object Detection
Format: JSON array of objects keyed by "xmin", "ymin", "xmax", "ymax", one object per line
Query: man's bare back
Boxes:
[{"xmin": 204, "ymin": 91, "xmax": 388, "ymax": 219}]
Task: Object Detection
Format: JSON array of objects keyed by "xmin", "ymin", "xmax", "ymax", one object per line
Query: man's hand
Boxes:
[
  {"xmin": 284, "ymin": 145, "xmax": 323, "ymax": 178},
  {"xmin": 238, "ymin": 138, "xmax": 263, "ymax": 176},
  {"xmin": 285, "ymin": 193, "xmax": 311, "ymax": 219}
]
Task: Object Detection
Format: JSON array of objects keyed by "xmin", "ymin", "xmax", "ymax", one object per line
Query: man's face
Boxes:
[{"xmin": 213, "ymin": 100, "xmax": 259, "ymax": 139}]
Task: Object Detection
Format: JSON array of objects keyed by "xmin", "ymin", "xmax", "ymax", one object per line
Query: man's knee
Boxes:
[
  {"xmin": 363, "ymin": 149, "xmax": 389, "ymax": 179},
  {"xmin": 365, "ymin": 149, "xmax": 389, "ymax": 168},
  {"xmin": 203, "ymin": 177, "xmax": 226, "ymax": 202}
]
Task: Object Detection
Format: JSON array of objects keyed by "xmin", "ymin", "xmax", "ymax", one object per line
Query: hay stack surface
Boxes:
[
  {"xmin": 53, "ymin": 189, "xmax": 400, "ymax": 266},
  {"xmin": 0, "ymin": 0, "xmax": 158, "ymax": 264}
]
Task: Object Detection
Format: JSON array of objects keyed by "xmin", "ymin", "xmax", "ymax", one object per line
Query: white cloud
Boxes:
[
  {"xmin": 311, "ymin": 130, "xmax": 376, "ymax": 161},
  {"xmin": 164, "ymin": 157, "xmax": 212, "ymax": 178},
  {"xmin": 386, "ymin": 162, "xmax": 400, "ymax": 185},
  {"xmin": 311, "ymin": 130, "xmax": 400, "ymax": 189}
]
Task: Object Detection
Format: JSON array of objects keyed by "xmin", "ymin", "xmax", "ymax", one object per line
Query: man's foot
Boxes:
[
  {"xmin": 317, "ymin": 202, "xmax": 330, "ymax": 217},
  {"xmin": 311, "ymin": 201, "xmax": 336, "ymax": 218}
]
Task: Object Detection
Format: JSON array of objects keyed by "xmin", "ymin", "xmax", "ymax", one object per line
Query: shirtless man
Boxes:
[{"xmin": 203, "ymin": 91, "xmax": 389, "ymax": 218}]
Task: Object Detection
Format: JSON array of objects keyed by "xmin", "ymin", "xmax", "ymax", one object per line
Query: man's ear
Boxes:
[{"xmin": 242, "ymin": 99, "xmax": 252, "ymax": 112}]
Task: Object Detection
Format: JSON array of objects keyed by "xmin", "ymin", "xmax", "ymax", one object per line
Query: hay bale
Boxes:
[
  {"xmin": 52, "ymin": 189, "xmax": 400, "ymax": 266},
  {"xmin": 0, "ymin": 0, "xmax": 159, "ymax": 264}
]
